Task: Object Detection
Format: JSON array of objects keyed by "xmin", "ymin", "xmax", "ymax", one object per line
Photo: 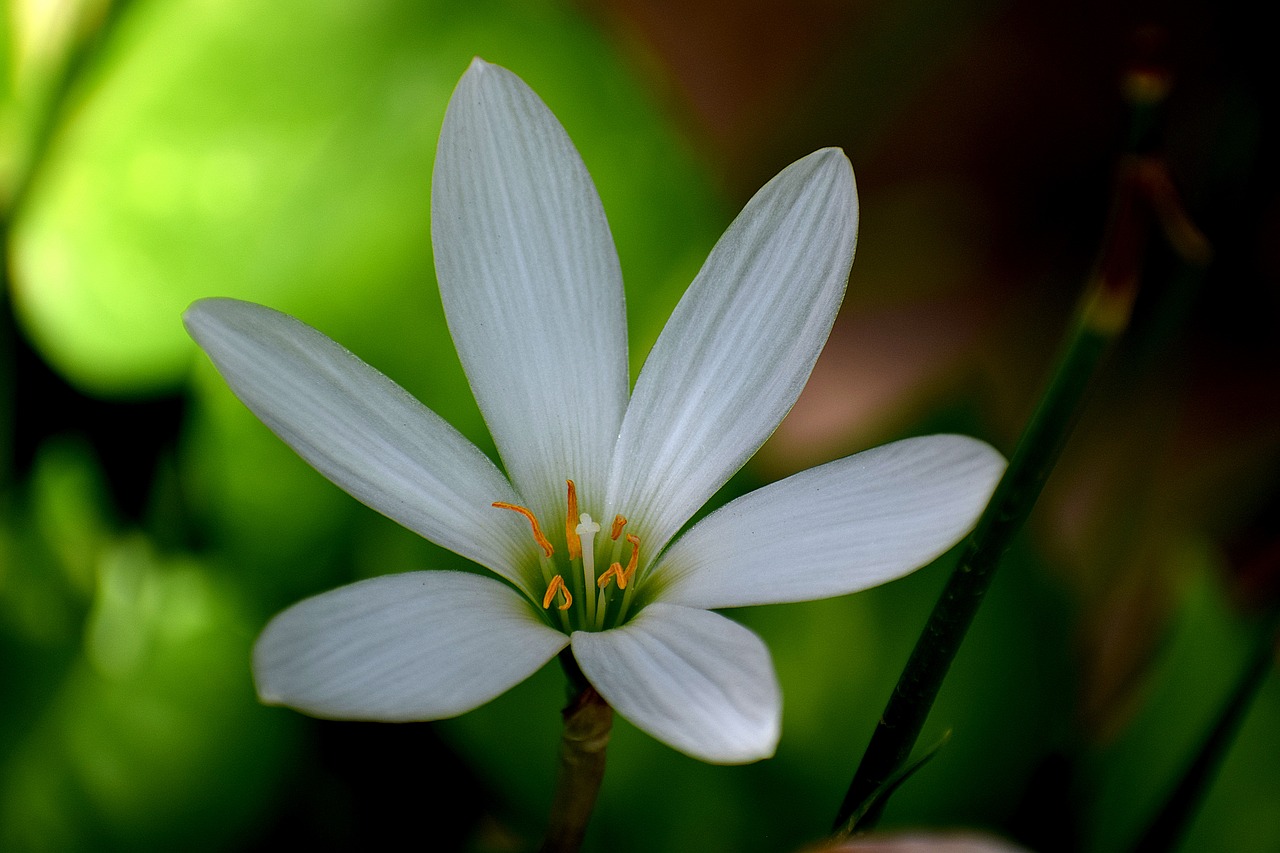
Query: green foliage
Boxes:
[
  {"xmin": 0, "ymin": 442, "xmax": 291, "ymax": 851},
  {"xmin": 10, "ymin": 0, "xmax": 717, "ymax": 398}
]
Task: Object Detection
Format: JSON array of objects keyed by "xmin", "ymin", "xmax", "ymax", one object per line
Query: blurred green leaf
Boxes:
[
  {"xmin": 9, "ymin": 0, "xmax": 720, "ymax": 398},
  {"xmin": 1, "ymin": 541, "xmax": 292, "ymax": 851},
  {"xmin": 1, "ymin": 440, "xmax": 292, "ymax": 851}
]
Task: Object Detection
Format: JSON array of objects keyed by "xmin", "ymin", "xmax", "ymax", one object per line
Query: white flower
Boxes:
[{"xmin": 183, "ymin": 59, "xmax": 1004, "ymax": 764}]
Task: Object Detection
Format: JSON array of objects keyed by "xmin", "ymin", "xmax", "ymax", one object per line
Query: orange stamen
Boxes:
[
  {"xmin": 623, "ymin": 534, "xmax": 640, "ymax": 586},
  {"xmin": 542, "ymin": 575, "xmax": 573, "ymax": 610},
  {"xmin": 597, "ymin": 562, "xmax": 626, "ymax": 590},
  {"xmin": 493, "ymin": 501, "xmax": 553, "ymax": 557},
  {"xmin": 565, "ymin": 480, "xmax": 581, "ymax": 560},
  {"xmin": 610, "ymin": 515, "xmax": 627, "ymax": 540}
]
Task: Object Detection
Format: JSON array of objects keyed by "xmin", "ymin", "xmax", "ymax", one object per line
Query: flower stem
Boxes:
[
  {"xmin": 541, "ymin": 654, "xmax": 613, "ymax": 853},
  {"xmin": 831, "ymin": 65, "xmax": 1196, "ymax": 834}
]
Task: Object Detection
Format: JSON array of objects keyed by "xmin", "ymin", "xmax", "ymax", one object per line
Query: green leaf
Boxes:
[{"xmin": 10, "ymin": 0, "xmax": 720, "ymax": 398}]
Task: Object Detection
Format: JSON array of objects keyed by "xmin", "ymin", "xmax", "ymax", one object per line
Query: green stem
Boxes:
[
  {"xmin": 540, "ymin": 658, "xmax": 613, "ymax": 853},
  {"xmin": 831, "ymin": 144, "xmax": 1167, "ymax": 838},
  {"xmin": 830, "ymin": 43, "xmax": 1205, "ymax": 834},
  {"xmin": 832, "ymin": 304, "xmax": 1118, "ymax": 835}
]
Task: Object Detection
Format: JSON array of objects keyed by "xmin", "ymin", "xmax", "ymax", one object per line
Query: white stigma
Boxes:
[{"xmin": 576, "ymin": 513, "xmax": 601, "ymax": 615}]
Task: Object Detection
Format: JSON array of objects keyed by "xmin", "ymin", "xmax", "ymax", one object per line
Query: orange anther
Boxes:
[
  {"xmin": 597, "ymin": 562, "xmax": 626, "ymax": 590},
  {"xmin": 542, "ymin": 575, "xmax": 573, "ymax": 610},
  {"xmin": 493, "ymin": 501, "xmax": 554, "ymax": 557},
  {"xmin": 623, "ymin": 534, "xmax": 640, "ymax": 586},
  {"xmin": 565, "ymin": 480, "xmax": 581, "ymax": 560},
  {"xmin": 610, "ymin": 515, "xmax": 627, "ymax": 540}
]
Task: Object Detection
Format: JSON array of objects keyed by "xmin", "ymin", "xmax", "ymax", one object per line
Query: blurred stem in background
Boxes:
[
  {"xmin": 1132, "ymin": 577, "xmax": 1280, "ymax": 852},
  {"xmin": 832, "ymin": 38, "xmax": 1211, "ymax": 838}
]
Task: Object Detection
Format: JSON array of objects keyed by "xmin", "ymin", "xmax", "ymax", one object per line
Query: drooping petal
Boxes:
[
  {"xmin": 571, "ymin": 603, "xmax": 780, "ymax": 764},
  {"xmin": 254, "ymin": 571, "xmax": 569, "ymax": 721},
  {"xmin": 184, "ymin": 298, "xmax": 532, "ymax": 586},
  {"xmin": 651, "ymin": 435, "xmax": 1005, "ymax": 609},
  {"xmin": 606, "ymin": 148, "xmax": 857, "ymax": 555},
  {"xmin": 432, "ymin": 58, "xmax": 628, "ymax": 524}
]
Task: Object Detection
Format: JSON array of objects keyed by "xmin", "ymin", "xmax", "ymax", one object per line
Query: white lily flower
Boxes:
[{"xmin": 184, "ymin": 58, "xmax": 1005, "ymax": 764}]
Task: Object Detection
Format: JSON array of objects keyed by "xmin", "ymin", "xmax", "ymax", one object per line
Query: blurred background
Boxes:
[{"xmin": 1, "ymin": 0, "xmax": 1277, "ymax": 850}]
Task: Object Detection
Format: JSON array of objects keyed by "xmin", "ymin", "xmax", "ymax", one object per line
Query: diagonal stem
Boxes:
[
  {"xmin": 830, "ymin": 39, "xmax": 1209, "ymax": 834},
  {"xmin": 832, "ymin": 304, "xmax": 1119, "ymax": 835},
  {"xmin": 832, "ymin": 133, "xmax": 1173, "ymax": 842}
]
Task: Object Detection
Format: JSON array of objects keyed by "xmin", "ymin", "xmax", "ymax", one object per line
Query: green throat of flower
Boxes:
[{"xmin": 493, "ymin": 480, "xmax": 642, "ymax": 633}]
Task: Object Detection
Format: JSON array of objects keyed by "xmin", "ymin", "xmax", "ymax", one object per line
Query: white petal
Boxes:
[
  {"xmin": 254, "ymin": 571, "xmax": 569, "ymax": 721},
  {"xmin": 651, "ymin": 435, "xmax": 1006, "ymax": 609},
  {"xmin": 571, "ymin": 603, "xmax": 780, "ymax": 764},
  {"xmin": 606, "ymin": 149, "xmax": 857, "ymax": 555},
  {"xmin": 432, "ymin": 58, "xmax": 627, "ymax": 524},
  {"xmin": 184, "ymin": 298, "xmax": 532, "ymax": 585}
]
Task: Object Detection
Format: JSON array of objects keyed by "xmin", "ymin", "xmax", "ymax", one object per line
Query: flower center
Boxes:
[{"xmin": 493, "ymin": 480, "xmax": 641, "ymax": 633}]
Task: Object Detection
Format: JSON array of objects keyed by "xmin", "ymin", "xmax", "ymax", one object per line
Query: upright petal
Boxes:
[
  {"xmin": 651, "ymin": 435, "xmax": 1005, "ymax": 609},
  {"xmin": 606, "ymin": 149, "xmax": 857, "ymax": 555},
  {"xmin": 184, "ymin": 298, "xmax": 531, "ymax": 586},
  {"xmin": 254, "ymin": 571, "xmax": 569, "ymax": 721},
  {"xmin": 571, "ymin": 603, "xmax": 781, "ymax": 764},
  {"xmin": 432, "ymin": 59, "xmax": 628, "ymax": 523}
]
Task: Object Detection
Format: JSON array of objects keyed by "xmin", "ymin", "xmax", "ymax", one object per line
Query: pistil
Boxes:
[{"xmin": 576, "ymin": 513, "xmax": 601, "ymax": 622}]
